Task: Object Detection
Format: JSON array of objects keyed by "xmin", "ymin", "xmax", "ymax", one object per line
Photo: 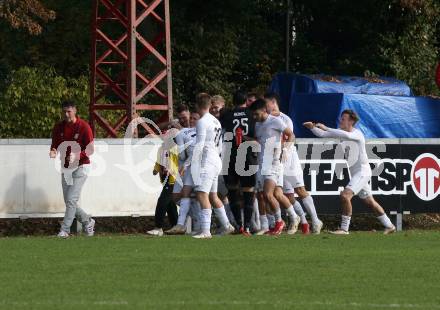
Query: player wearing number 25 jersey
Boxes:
[
  {"xmin": 220, "ymin": 91, "xmax": 257, "ymax": 188},
  {"xmin": 220, "ymin": 90, "xmax": 257, "ymax": 234}
]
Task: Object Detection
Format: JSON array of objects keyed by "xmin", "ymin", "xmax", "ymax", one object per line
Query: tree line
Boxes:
[{"xmin": 0, "ymin": 0, "xmax": 439, "ymax": 138}]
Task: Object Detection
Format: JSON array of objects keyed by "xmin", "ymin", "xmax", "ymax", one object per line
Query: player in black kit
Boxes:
[{"xmin": 220, "ymin": 90, "xmax": 257, "ymax": 236}]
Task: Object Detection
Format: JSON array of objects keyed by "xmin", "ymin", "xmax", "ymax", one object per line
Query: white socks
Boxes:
[
  {"xmin": 251, "ymin": 200, "xmax": 261, "ymax": 231},
  {"xmin": 286, "ymin": 205, "xmax": 299, "ymax": 222},
  {"xmin": 190, "ymin": 200, "xmax": 201, "ymax": 232},
  {"xmin": 177, "ymin": 198, "xmax": 191, "ymax": 226},
  {"xmin": 377, "ymin": 214, "xmax": 394, "ymax": 228},
  {"xmin": 260, "ymin": 214, "xmax": 269, "ymax": 231},
  {"xmin": 201, "ymin": 208, "xmax": 212, "ymax": 234},
  {"xmin": 214, "ymin": 206, "xmax": 230, "ymax": 229},
  {"xmin": 224, "ymin": 203, "xmax": 237, "ymax": 226},
  {"xmin": 341, "ymin": 215, "xmax": 351, "ymax": 232},
  {"xmin": 273, "ymin": 208, "xmax": 282, "ymax": 222},
  {"xmin": 339, "ymin": 214, "xmax": 393, "ymax": 232},
  {"xmin": 302, "ymin": 196, "xmax": 320, "ymax": 225},
  {"xmin": 267, "ymin": 214, "xmax": 275, "ymax": 228},
  {"xmin": 293, "ymin": 201, "xmax": 307, "ymax": 224}
]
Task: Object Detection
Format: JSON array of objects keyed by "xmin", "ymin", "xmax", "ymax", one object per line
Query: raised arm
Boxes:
[
  {"xmin": 325, "ymin": 128, "xmax": 361, "ymax": 141},
  {"xmin": 303, "ymin": 122, "xmax": 361, "ymax": 141},
  {"xmin": 303, "ymin": 122, "xmax": 333, "ymax": 138},
  {"xmin": 311, "ymin": 126, "xmax": 333, "ymax": 138}
]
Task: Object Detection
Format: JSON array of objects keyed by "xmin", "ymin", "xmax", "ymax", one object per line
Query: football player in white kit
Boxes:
[
  {"xmin": 166, "ymin": 111, "xmax": 202, "ymax": 235},
  {"xmin": 304, "ymin": 109, "xmax": 396, "ymax": 234},
  {"xmin": 210, "ymin": 95, "xmax": 238, "ymax": 229},
  {"xmin": 265, "ymin": 93, "xmax": 323, "ymax": 234},
  {"xmin": 191, "ymin": 93, "xmax": 235, "ymax": 239},
  {"xmin": 250, "ymin": 99, "xmax": 299, "ymax": 235}
]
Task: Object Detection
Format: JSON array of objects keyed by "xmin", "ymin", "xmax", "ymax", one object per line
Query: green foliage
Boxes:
[
  {"xmin": 170, "ymin": 0, "xmax": 285, "ymax": 104},
  {"xmin": 0, "ymin": 67, "xmax": 89, "ymax": 138},
  {"xmin": 0, "ymin": 0, "xmax": 439, "ymax": 138},
  {"xmin": 0, "ymin": 0, "xmax": 91, "ymax": 80},
  {"xmin": 290, "ymin": 0, "xmax": 440, "ymax": 96},
  {"xmin": 380, "ymin": 0, "xmax": 440, "ymax": 96}
]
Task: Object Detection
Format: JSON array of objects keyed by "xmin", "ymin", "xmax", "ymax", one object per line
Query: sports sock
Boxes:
[
  {"xmin": 285, "ymin": 205, "xmax": 299, "ymax": 222},
  {"xmin": 340, "ymin": 215, "xmax": 351, "ymax": 232},
  {"xmin": 260, "ymin": 214, "xmax": 269, "ymax": 231},
  {"xmin": 190, "ymin": 199, "xmax": 201, "ymax": 231},
  {"xmin": 201, "ymin": 208, "xmax": 212, "ymax": 234},
  {"xmin": 214, "ymin": 206, "xmax": 230, "ymax": 229},
  {"xmin": 377, "ymin": 214, "xmax": 394, "ymax": 228},
  {"xmin": 273, "ymin": 208, "xmax": 282, "ymax": 222},
  {"xmin": 177, "ymin": 198, "xmax": 191, "ymax": 226},
  {"xmin": 301, "ymin": 195, "xmax": 320, "ymax": 225},
  {"xmin": 293, "ymin": 201, "xmax": 307, "ymax": 224}
]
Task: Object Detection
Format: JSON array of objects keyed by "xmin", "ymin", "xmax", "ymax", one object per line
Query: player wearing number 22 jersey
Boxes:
[
  {"xmin": 191, "ymin": 93, "xmax": 234, "ymax": 239},
  {"xmin": 192, "ymin": 112, "xmax": 223, "ymax": 191}
]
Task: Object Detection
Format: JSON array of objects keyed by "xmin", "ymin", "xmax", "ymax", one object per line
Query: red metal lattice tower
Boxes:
[{"xmin": 90, "ymin": 0, "xmax": 173, "ymax": 137}]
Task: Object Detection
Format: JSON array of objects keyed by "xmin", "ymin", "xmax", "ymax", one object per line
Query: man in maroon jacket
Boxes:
[{"xmin": 49, "ymin": 101, "xmax": 95, "ymax": 238}]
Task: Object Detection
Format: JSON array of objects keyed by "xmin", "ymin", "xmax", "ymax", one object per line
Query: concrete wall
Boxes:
[{"xmin": 0, "ymin": 139, "xmax": 163, "ymax": 218}]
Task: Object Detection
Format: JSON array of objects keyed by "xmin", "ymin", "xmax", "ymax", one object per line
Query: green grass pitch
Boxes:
[{"xmin": 1, "ymin": 231, "xmax": 440, "ymax": 310}]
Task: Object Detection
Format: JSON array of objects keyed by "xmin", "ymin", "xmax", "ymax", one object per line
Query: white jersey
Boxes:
[
  {"xmin": 311, "ymin": 127, "xmax": 371, "ymax": 176},
  {"xmin": 175, "ymin": 127, "xmax": 189, "ymax": 164},
  {"xmin": 175, "ymin": 127, "xmax": 197, "ymax": 165},
  {"xmin": 277, "ymin": 112, "xmax": 301, "ymax": 175},
  {"xmin": 277, "ymin": 112, "xmax": 293, "ymax": 132},
  {"xmin": 255, "ymin": 114, "xmax": 287, "ymax": 168},
  {"xmin": 194, "ymin": 112, "xmax": 223, "ymax": 169}
]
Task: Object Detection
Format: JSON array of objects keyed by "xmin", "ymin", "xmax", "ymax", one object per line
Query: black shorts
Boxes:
[{"xmin": 224, "ymin": 156, "xmax": 257, "ymax": 189}]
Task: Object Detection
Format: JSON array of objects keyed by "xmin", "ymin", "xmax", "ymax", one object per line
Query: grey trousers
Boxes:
[{"xmin": 61, "ymin": 165, "xmax": 91, "ymax": 233}]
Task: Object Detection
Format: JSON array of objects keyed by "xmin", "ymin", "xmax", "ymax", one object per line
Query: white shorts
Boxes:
[
  {"xmin": 346, "ymin": 172, "xmax": 372, "ymax": 199},
  {"xmin": 284, "ymin": 150, "xmax": 303, "ymax": 175},
  {"xmin": 183, "ymin": 167, "xmax": 194, "ymax": 187},
  {"xmin": 256, "ymin": 165, "xmax": 283, "ymax": 192},
  {"xmin": 283, "ymin": 150, "xmax": 304, "ymax": 194},
  {"xmin": 193, "ymin": 164, "xmax": 221, "ymax": 193},
  {"xmin": 283, "ymin": 172, "xmax": 305, "ymax": 194}
]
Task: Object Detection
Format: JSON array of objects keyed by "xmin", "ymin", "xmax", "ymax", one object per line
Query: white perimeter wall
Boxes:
[
  {"xmin": 0, "ymin": 139, "xmax": 164, "ymax": 218},
  {"xmin": 1, "ymin": 138, "xmax": 438, "ymax": 218}
]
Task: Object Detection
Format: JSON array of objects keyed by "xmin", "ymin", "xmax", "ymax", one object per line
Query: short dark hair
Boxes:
[
  {"xmin": 264, "ymin": 92, "xmax": 280, "ymax": 104},
  {"xmin": 233, "ymin": 90, "xmax": 247, "ymax": 106},
  {"xmin": 195, "ymin": 93, "xmax": 211, "ymax": 109},
  {"xmin": 61, "ymin": 100, "xmax": 76, "ymax": 109},
  {"xmin": 247, "ymin": 92, "xmax": 258, "ymax": 99},
  {"xmin": 249, "ymin": 98, "xmax": 267, "ymax": 112},
  {"xmin": 341, "ymin": 109, "xmax": 360, "ymax": 124},
  {"xmin": 175, "ymin": 104, "xmax": 189, "ymax": 114}
]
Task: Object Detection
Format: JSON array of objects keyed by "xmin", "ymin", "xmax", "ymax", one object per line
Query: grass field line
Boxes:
[{"xmin": 1, "ymin": 300, "xmax": 439, "ymax": 309}]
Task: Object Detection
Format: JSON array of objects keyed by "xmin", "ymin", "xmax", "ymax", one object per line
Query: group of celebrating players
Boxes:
[{"xmin": 147, "ymin": 91, "xmax": 396, "ymax": 239}]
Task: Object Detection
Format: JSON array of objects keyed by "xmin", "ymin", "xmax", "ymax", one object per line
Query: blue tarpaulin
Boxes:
[
  {"xmin": 269, "ymin": 73, "xmax": 440, "ymax": 138},
  {"xmin": 270, "ymin": 72, "xmax": 412, "ymax": 98}
]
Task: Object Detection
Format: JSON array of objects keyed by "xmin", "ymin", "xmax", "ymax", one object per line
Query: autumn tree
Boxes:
[{"xmin": 0, "ymin": 0, "xmax": 55, "ymax": 35}]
